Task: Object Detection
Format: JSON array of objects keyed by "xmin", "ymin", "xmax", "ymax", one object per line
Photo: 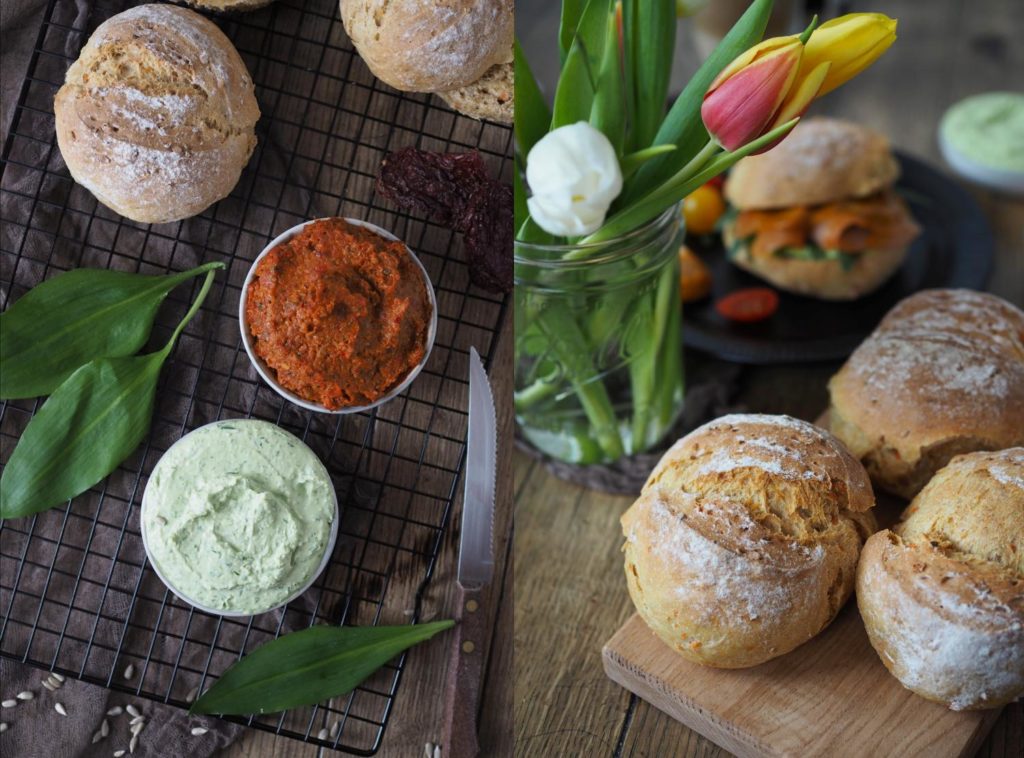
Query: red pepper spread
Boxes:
[{"xmin": 246, "ymin": 218, "xmax": 431, "ymax": 409}]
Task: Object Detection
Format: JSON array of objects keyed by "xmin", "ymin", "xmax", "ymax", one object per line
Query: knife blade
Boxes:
[{"xmin": 442, "ymin": 346, "xmax": 497, "ymax": 758}]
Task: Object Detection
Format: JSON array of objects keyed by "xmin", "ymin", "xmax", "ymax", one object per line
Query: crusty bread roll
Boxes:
[
  {"xmin": 621, "ymin": 414, "xmax": 877, "ymax": 669},
  {"xmin": 723, "ymin": 228, "xmax": 907, "ymax": 301},
  {"xmin": 54, "ymin": 5, "xmax": 259, "ymax": 224},
  {"xmin": 857, "ymin": 448, "xmax": 1024, "ymax": 710},
  {"xmin": 725, "ymin": 118, "xmax": 900, "ymax": 211},
  {"xmin": 341, "ymin": 0, "xmax": 513, "ymax": 93},
  {"xmin": 828, "ymin": 289, "xmax": 1024, "ymax": 499},
  {"xmin": 183, "ymin": 0, "xmax": 275, "ymax": 10},
  {"xmin": 437, "ymin": 59, "xmax": 513, "ymax": 124}
]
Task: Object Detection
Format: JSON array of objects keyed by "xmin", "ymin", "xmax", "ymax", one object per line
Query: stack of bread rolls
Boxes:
[{"xmin": 340, "ymin": 0, "xmax": 513, "ymax": 123}]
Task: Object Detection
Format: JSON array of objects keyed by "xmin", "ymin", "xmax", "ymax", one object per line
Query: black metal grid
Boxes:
[{"xmin": 0, "ymin": 0, "xmax": 511, "ymax": 753}]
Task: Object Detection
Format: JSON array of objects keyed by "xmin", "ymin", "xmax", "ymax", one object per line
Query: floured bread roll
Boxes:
[
  {"xmin": 857, "ymin": 448, "xmax": 1024, "ymax": 710},
  {"xmin": 54, "ymin": 5, "xmax": 260, "ymax": 224},
  {"xmin": 183, "ymin": 0, "xmax": 275, "ymax": 10},
  {"xmin": 621, "ymin": 414, "xmax": 877, "ymax": 669},
  {"xmin": 828, "ymin": 289, "xmax": 1024, "ymax": 498}
]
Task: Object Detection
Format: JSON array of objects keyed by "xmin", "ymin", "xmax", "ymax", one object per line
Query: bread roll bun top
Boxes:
[
  {"xmin": 645, "ymin": 414, "xmax": 875, "ymax": 541},
  {"xmin": 899, "ymin": 448, "xmax": 1024, "ymax": 576},
  {"xmin": 725, "ymin": 117, "xmax": 900, "ymax": 210}
]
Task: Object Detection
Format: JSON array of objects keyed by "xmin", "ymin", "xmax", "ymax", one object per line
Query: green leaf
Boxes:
[
  {"xmin": 559, "ymin": 0, "xmax": 585, "ymax": 64},
  {"xmin": 514, "ymin": 165, "xmax": 529, "ymax": 234},
  {"xmin": 551, "ymin": 0, "xmax": 613, "ymax": 128},
  {"xmin": 190, "ymin": 622, "xmax": 454, "ymax": 716},
  {"xmin": 0, "ymin": 268, "xmax": 219, "ymax": 520},
  {"xmin": 587, "ymin": 118, "xmax": 798, "ymax": 243},
  {"xmin": 590, "ymin": 9, "xmax": 625, "ymax": 154},
  {"xmin": 631, "ymin": 0, "xmax": 677, "ymax": 150},
  {"xmin": 0, "ymin": 262, "xmax": 222, "ymax": 400},
  {"xmin": 514, "ymin": 39, "xmax": 551, "ymax": 157},
  {"xmin": 622, "ymin": 0, "xmax": 773, "ymax": 202}
]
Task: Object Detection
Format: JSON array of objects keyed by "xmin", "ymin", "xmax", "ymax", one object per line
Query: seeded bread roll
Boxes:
[
  {"xmin": 725, "ymin": 118, "xmax": 900, "ymax": 210},
  {"xmin": 828, "ymin": 289, "xmax": 1024, "ymax": 499},
  {"xmin": 340, "ymin": 0, "xmax": 513, "ymax": 93},
  {"xmin": 436, "ymin": 59, "xmax": 513, "ymax": 124},
  {"xmin": 857, "ymin": 448, "xmax": 1024, "ymax": 710},
  {"xmin": 621, "ymin": 414, "xmax": 877, "ymax": 669},
  {"xmin": 54, "ymin": 5, "xmax": 259, "ymax": 224}
]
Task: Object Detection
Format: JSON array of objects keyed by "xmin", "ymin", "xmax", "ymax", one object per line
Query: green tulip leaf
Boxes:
[
  {"xmin": 551, "ymin": 0, "xmax": 612, "ymax": 128},
  {"xmin": 0, "ymin": 261, "xmax": 222, "ymax": 399},
  {"xmin": 514, "ymin": 39, "xmax": 552, "ymax": 158},
  {"xmin": 631, "ymin": 0, "xmax": 677, "ymax": 150},
  {"xmin": 190, "ymin": 622, "xmax": 455, "ymax": 716}
]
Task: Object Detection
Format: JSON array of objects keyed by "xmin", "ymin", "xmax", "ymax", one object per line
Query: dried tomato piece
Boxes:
[{"xmin": 377, "ymin": 147, "xmax": 512, "ymax": 293}]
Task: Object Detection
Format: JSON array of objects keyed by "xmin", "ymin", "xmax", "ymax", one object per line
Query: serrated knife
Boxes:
[{"xmin": 441, "ymin": 347, "xmax": 496, "ymax": 758}]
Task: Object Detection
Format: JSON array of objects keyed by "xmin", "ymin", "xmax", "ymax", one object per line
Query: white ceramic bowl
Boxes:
[
  {"xmin": 140, "ymin": 419, "xmax": 339, "ymax": 618},
  {"xmin": 239, "ymin": 217, "xmax": 438, "ymax": 414}
]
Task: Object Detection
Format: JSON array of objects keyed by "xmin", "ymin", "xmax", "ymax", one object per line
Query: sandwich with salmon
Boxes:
[{"xmin": 722, "ymin": 118, "xmax": 921, "ymax": 301}]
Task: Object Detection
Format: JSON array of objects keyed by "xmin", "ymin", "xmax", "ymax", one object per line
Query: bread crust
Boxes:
[
  {"xmin": 725, "ymin": 118, "xmax": 900, "ymax": 210},
  {"xmin": 54, "ymin": 5, "xmax": 259, "ymax": 224},
  {"xmin": 341, "ymin": 0, "xmax": 513, "ymax": 93},
  {"xmin": 723, "ymin": 224, "xmax": 908, "ymax": 301},
  {"xmin": 436, "ymin": 59, "xmax": 513, "ymax": 124},
  {"xmin": 182, "ymin": 0, "xmax": 275, "ymax": 10},
  {"xmin": 622, "ymin": 414, "xmax": 876, "ymax": 668},
  {"xmin": 828, "ymin": 289, "xmax": 1024, "ymax": 498},
  {"xmin": 856, "ymin": 449, "xmax": 1024, "ymax": 710}
]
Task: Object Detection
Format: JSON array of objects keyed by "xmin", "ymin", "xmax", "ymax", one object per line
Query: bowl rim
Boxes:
[
  {"xmin": 140, "ymin": 418, "xmax": 340, "ymax": 618},
  {"xmin": 238, "ymin": 217, "xmax": 439, "ymax": 414}
]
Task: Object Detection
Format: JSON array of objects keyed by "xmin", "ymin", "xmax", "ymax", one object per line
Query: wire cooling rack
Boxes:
[{"xmin": 0, "ymin": 0, "xmax": 511, "ymax": 753}]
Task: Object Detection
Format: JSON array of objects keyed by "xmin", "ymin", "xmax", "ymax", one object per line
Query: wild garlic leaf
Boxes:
[
  {"xmin": 190, "ymin": 622, "xmax": 455, "ymax": 716},
  {"xmin": 0, "ymin": 261, "xmax": 222, "ymax": 399},
  {"xmin": 0, "ymin": 268, "xmax": 218, "ymax": 520}
]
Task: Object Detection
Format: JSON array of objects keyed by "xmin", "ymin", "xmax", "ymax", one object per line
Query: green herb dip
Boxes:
[
  {"xmin": 143, "ymin": 420, "xmax": 335, "ymax": 614},
  {"xmin": 940, "ymin": 92, "xmax": 1024, "ymax": 172}
]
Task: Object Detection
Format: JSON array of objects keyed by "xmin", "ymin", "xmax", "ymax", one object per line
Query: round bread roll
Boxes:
[
  {"xmin": 341, "ymin": 0, "xmax": 513, "ymax": 93},
  {"xmin": 182, "ymin": 0, "xmax": 275, "ymax": 10},
  {"xmin": 857, "ymin": 448, "xmax": 1024, "ymax": 710},
  {"xmin": 437, "ymin": 59, "xmax": 513, "ymax": 124},
  {"xmin": 54, "ymin": 5, "xmax": 260, "ymax": 224},
  {"xmin": 725, "ymin": 118, "xmax": 900, "ymax": 211},
  {"xmin": 621, "ymin": 414, "xmax": 877, "ymax": 669},
  {"xmin": 722, "ymin": 226, "xmax": 908, "ymax": 301},
  {"xmin": 828, "ymin": 289, "xmax": 1024, "ymax": 499}
]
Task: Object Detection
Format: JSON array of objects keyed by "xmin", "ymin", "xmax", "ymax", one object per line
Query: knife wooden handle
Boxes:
[{"xmin": 442, "ymin": 583, "xmax": 486, "ymax": 758}]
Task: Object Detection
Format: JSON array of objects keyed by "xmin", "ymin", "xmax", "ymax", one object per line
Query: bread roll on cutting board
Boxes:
[
  {"xmin": 54, "ymin": 5, "xmax": 259, "ymax": 224},
  {"xmin": 340, "ymin": 0, "xmax": 513, "ymax": 93},
  {"xmin": 621, "ymin": 414, "xmax": 877, "ymax": 669},
  {"xmin": 857, "ymin": 448, "xmax": 1024, "ymax": 710},
  {"xmin": 828, "ymin": 289, "xmax": 1024, "ymax": 499}
]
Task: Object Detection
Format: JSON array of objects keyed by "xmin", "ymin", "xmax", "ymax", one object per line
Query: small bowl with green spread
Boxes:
[{"xmin": 141, "ymin": 419, "xmax": 338, "ymax": 617}]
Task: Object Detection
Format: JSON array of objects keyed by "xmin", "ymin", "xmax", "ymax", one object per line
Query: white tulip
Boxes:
[{"xmin": 525, "ymin": 122, "xmax": 623, "ymax": 237}]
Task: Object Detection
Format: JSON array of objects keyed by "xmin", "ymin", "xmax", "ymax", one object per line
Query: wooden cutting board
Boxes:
[{"xmin": 603, "ymin": 605, "xmax": 1002, "ymax": 758}]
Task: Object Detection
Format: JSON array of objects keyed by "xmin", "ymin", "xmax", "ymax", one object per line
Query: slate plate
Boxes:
[{"xmin": 682, "ymin": 152, "xmax": 994, "ymax": 364}]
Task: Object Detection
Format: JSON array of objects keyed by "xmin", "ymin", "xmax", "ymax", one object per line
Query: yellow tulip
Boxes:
[{"xmin": 802, "ymin": 13, "xmax": 898, "ymax": 97}]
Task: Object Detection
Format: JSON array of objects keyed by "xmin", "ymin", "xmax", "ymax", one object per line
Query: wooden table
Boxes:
[{"xmin": 514, "ymin": 0, "xmax": 1023, "ymax": 756}]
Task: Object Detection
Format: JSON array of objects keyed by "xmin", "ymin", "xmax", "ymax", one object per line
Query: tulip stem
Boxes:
[{"xmin": 799, "ymin": 15, "xmax": 819, "ymax": 44}]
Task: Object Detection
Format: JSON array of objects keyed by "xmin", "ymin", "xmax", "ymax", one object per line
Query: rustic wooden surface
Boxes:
[{"xmin": 514, "ymin": 0, "xmax": 1024, "ymax": 756}]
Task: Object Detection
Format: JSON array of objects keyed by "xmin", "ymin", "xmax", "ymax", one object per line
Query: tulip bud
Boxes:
[
  {"xmin": 802, "ymin": 14, "xmax": 897, "ymax": 97},
  {"xmin": 526, "ymin": 122, "xmax": 623, "ymax": 237}
]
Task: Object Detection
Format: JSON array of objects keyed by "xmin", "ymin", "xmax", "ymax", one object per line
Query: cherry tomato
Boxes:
[
  {"xmin": 715, "ymin": 287, "xmax": 779, "ymax": 323},
  {"xmin": 705, "ymin": 174, "xmax": 725, "ymax": 190},
  {"xmin": 682, "ymin": 183, "xmax": 726, "ymax": 236},
  {"xmin": 678, "ymin": 244, "xmax": 712, "ymax": 303}
]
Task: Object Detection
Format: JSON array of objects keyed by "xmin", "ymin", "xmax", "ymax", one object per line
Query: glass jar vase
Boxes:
[{"xmin": 514, "ymin": 207, "xmax": 685, "ymax": 465}]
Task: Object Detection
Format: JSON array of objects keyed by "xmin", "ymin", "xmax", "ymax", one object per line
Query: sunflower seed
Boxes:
[
  {"xmin": 0, "ymin": 723, "xmax": 8, "ymax": 733},
  {"xmin": 92, "ymin": 730, "xmax": 104, "ymax": 745},
  {"xmin": 129, "ymin": 715, "xmax": 145, "ymax": 726},
  {"xmin": 54, "ymin": 703, "xmax": 67, "ymax": 716},
  {"xmin": 190, "ymin": 727, "xmax": 208, "ymax": 736},
  {"xmin": 107, "ymin": 706, "xmax": 123, "ymax": 717},
  {"xmin": 123, "ymin": 664, "xmax": 135, "ymax": 681},
  {"xmin": 114, "ymin": 751, "xmax": 126, "ymax": 758},
  {"xmin": 186, "ymin": 686, "xmax": 199, "ymax": 703},
  {"xmin": 330, "ymin": 720, "xmax": 340, "ymax": 739},
  {"xmin": 317, "ymin": 728, "xmax": 329, "ymax": 740},
  {"xmin": 45, "ymin": 675, "xmax": 62, "ymax": 688},
  {"xmin": 0, "ymin": 700, "xmax": 16, "ymax": 708},
  {"xmin": 15, "ymin": 691, "xmax": 33, "ymax": 701},
  {"xmin": 41, "ymin": 680, "xmax": 57, "ymax": 692},
  {"xmin": 101, "ymin": 719, "xmax": 110, "ymax": 737},
  {"xmin": 130, "ymin": 721, "xmax": 145, "ymax": 736},
  {"xmin": 50, "ymin": 673, "xmax": 65, "ymax": 683},
  {"xmin": 433, "ymin": 746, "xmax": 441, "ymax": 758},
  {"xmin": 126, "ymin": 704, "xmax": 140, "ymax": 718},
  {"xmin": 129, "ymin": 734, "xmax": 138, "ymax": 754}
]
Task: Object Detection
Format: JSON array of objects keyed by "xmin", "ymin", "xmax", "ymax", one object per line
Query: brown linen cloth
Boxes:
[{"xmin": 3, "ymin": 2, "xmax": 253, "ymax": 756}]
